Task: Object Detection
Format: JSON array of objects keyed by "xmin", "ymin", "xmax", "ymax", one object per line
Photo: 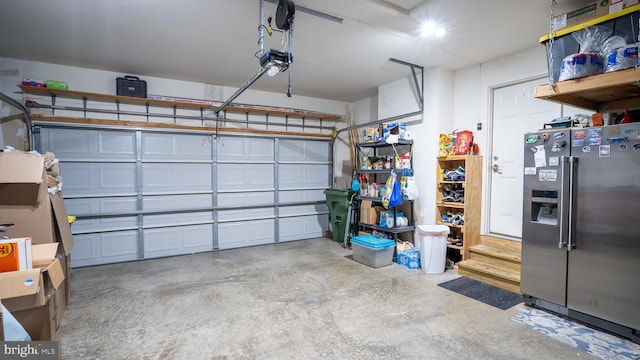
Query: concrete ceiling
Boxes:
[{"xmin": 0, "ymin": 0, "xmax": 592, "ymax": 102}]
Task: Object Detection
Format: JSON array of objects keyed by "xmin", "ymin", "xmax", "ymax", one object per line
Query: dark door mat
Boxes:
[{"xmin": 437, "ymin": 276, "xmax": 523, "ymax": 310}]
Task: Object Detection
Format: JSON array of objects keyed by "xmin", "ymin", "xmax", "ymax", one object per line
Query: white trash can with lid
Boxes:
[{"xmin": 417, "ymin": 224, "xmax": 450, "ymax": 274}]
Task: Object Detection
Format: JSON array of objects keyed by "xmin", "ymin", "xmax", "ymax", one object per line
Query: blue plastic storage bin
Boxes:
[{"xmin": 350, "ymin": 234, "xmax": 395, "ymax": 268}]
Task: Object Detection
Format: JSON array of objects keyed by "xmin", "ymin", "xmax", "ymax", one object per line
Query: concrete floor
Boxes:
[{"xmin": 61, "ymin": 238, "xmax": 597, "ymax": 359}]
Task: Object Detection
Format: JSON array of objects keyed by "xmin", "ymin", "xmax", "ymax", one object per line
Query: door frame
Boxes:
[{"xmin": 482, "ymin": 73, "xmax": 548, "ymax": 241}]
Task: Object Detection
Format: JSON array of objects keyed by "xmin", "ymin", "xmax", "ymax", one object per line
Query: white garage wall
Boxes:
[
  {"xmin": 452, "ymin": 45, "xmax": 549, "ymax": 147},
  {"xmin": 0, "ymin": 56, "xmax": 346, "ymax": 114},
  {"xmin": 372, "ymin": 67, "xmax": 454, "ymax": 227},
  {"xmin": 0, "ymin": 55, "xmax": 352, "ymax": 189}
]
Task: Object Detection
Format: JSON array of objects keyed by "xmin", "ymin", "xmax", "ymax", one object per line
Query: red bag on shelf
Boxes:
[{"xmin": 454, "ymin": 130, "xmax": 473, "ymax": 155}]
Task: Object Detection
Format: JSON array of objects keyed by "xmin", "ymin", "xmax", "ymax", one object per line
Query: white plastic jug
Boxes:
[{"xmin": 417, "ymin": 225, "xmax": 450, "ymax": 274}]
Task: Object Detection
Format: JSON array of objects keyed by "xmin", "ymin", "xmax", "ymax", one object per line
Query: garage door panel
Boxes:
[
  {"xmin": 218, "ymin": 137, "xmax": 273, "ymax": 161},
  {"xmin": 218, "ymin": 208, "xmax": 274, "ymax": 222},
  {"xmin": 279, "ymin": 204, "xmax": 323, "ymax": 216},
  {"xmin": 41, "ymin": 128, "xmax": 135, "ymax": 160},
  {"xmin": 144, "ymin": 224, "xmax": 213, "ymax": 258},
  {"xmin": 218, "ymin": 219, "xmax": 275, "ymax": 249},
  {"xmin": 61, "ymin": 163, "xmax": 137, "ymax": 196},
  {"xmin": 64, "ymin": 197, "xmax": 137, "ymax": 216},
  {"xmin": 71, "ymin": 231, "xmax": 138, "ymax": 267},
  {"xmin": 279, "ymin": 189, "xmax": 326, "ymax": 203},
  {"xmin": 279, "ymin": 140, "xmax": 328, "ymax": 161},
  {"xmin": 39, "ymin": 125, "xmax": 330, "ymax": 268},
  {"xmin": 143, "ymin": 194, "xmax": 212, "ymax": 212},
  {"xmin": 71, "ymin": 216, "xmax": 138, "ymax": 233},
  {"xmin": 217, "ymin": 192, "xmax": 274, "ymax": 207},
  {"xmin": 217, "ymin": 164, "xmax": 273, "ymax": 190},
  {"xmin": 144, "ymin": 211, "xmax": 213, "ymax": 227},
  {"xmin": 142, "ymin": 163, "xmax": 212, "ymax": 192},
  {"xmin": 279, "ymin": 164, "xmax": 329, "ymax": 188},
  {"xmin": 279, "ymin": 215, "xmax": 328, "ymax": 242},
  {"xmin": 142, "ymin": 133, "xmax": 212, "ymax": 160}
]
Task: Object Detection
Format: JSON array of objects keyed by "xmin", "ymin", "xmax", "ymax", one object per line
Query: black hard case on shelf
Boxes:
[{"xmin": 116, "ymin": 75, "xmax": 147, "ymax": 98}]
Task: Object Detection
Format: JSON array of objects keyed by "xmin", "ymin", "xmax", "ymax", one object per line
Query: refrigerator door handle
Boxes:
[
  {"xmin": 558, "ymin": 155, "xmax": 570, "ymax": 249},
  {"xmin": 567, "ymin": 156, "xmax": 577, "ymax": 251}
]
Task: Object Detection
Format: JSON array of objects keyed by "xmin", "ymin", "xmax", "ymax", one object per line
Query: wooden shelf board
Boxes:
[
  {"xmin": 19, "ymin": 85, "xmax": 344, "ymax": 121},
  {"xmin": 30, "ymin": 115, "xmax": 331, "ymax": 138},
  {"xmin": 436, "ymin": 202, "xmax": 464, "ymax": 209},
  {"xmin": 534, "ymin": 67, "xmax": 640, "ymax": 112},
  {"xmin": 223, "ymin": 105, "xmax": 344, "ymax": 121},
  {"xmin": 437, "ymin": 155, "xmax": 469, "ymax": 161},
  {"xmin": 437, "ymin": 222, "xmax": 463, "ymax": 229}
]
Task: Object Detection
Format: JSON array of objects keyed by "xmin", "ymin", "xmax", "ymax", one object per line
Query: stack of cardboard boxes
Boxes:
[
  {"xmin": 553, "ymin": 0, "xmax": 640, "ymax": 32},
  {"xmin": 0, "ymin": 150, "xmax": 74, "ymax": 347}
]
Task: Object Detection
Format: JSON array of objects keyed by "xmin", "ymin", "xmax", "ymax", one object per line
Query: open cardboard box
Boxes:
[
  {"xmin": 0, "ymin": 243, "xmax": 65, "ymax": 342},
  {"xmin": 0, "ymin": 150, "xmax": 74, "ymax": 304},
  {"xmin": 0, "ymin": 243, "xmax": 64, "ymax": 311},
  {"xmin": 0, "ymin": 151, "xmax": 74, "ymax": 253}
]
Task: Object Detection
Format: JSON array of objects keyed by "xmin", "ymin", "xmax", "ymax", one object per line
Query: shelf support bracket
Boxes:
[{"xmin": 335, "ymin": 58, "xmax": 424, "ymax": 138}]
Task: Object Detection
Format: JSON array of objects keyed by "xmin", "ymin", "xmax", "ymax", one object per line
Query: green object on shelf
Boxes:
[
  {"xmin": 324, "ymin": 188, "xmax": 353, "ymax": 243},
  {"xmin": 45, "ymin": 80, "xmax": 68, "ymax": 90}
]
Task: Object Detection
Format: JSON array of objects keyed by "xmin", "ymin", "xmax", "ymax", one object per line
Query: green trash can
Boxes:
[{"xmin": 324, "ymin": 188, "xmax": 354, "ymax": 243}]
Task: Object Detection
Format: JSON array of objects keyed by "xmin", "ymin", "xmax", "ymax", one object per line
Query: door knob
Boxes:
[{"xmin": 492, "ymin": 164, "xmax": 502, "ymax": 174}]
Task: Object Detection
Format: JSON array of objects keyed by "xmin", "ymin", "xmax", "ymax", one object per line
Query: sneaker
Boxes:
[
  {"xmin": 446, "ymin": 258, "xmax": 455, "ymax": 270},
  {"xmin": 455, "ymin": 166, "xmax": 466, "ymax": 175}
]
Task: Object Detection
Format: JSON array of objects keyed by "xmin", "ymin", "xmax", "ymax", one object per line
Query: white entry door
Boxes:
[{"xmin": 489, "ymin": 78, "xmax": 561, "ymax": 239}]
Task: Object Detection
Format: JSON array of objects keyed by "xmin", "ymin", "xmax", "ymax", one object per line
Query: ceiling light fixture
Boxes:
[{"xmin": 421, "ymin": 20, "xmax": 446, "ymax": 38}]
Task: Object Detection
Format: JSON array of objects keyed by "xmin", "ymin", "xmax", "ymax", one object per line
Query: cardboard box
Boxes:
[
  {"xmin": 553, "ymin": 1, "xmax": 608, "ymax": 31},
  {"xmin": 12, "ymin": 298, "xmax": 63, "ymax": 343},
  {"xmin": 382, "ymin": 122, "xmax": 408, "ymax": 140},
  {"xmin": 0, "ymin": 243, "xmax": 64, "ymax": 312},
  {"xmin": 0, "ymin": 243, "xmax": 65, "ymax": 343},
  {"xmin": 610, "ymin": 0, "xmax": 638, "ymax": 13},
  {"xmin": 364, "ymin": 127, "xmax": 381, "ymax": 143},
  {"xmin": 360, "ymin": 200, "xmax": 381, "ymax": 225},
  {"xmin": 0, "ymin": 151, "xmax": 74, "ymax": 256}
]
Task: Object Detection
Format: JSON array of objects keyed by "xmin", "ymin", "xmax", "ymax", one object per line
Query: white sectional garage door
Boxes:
[{"xmin": 37, "ymin": 125, "xmax": 330, "ymax": 267}]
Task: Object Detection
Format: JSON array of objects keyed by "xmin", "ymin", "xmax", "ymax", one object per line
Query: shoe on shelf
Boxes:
[
  {"xmin": 442, "ymin": 195, "xmax": 456, "ymax": 202},
  {"xmin": 455, "ymin": 166, "xmax": 465, "ymax": 175}
]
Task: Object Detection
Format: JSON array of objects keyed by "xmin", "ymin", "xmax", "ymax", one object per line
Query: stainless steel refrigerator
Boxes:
[{"xmin": 521, "ymin": 123, "xmax": 640, "ymax": 343}]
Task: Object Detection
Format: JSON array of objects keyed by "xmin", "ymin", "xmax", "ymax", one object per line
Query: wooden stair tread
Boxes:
[
  {"xmin": 457, "ymin": 258, "xmax": 521, "ymax": 283},
  {"xmin": 480, "ymin": 236, "xmax": 521, "ymax": 251},
  {"xmin": 470, "ymin": 244, "xmax": 521, "ymax": 263}
]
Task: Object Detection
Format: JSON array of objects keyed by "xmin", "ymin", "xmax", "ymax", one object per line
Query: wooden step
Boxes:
[
  {"xmin": 457, "ymin": 258, "xmax": 521, "ymax": 294},
  {"xmin": 480, "ymin": 235, "xmax": 521, "ymax": 251},
  {"xmin": 469, "ymin": 244, "xmax": 521, "ymax": 272},
  {"xmin": 471, "ymin": 244, "xmax": 521, "ymax": 262}
]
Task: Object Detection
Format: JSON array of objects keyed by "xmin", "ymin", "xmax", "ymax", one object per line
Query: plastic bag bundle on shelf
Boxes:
[
  {"xmin": 606, "ymin": 42, "xmax": 639, "ymax": 72},
  {"xmin": 559, "ymin": 26, "xmax": 613, "ymax": 81}
]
